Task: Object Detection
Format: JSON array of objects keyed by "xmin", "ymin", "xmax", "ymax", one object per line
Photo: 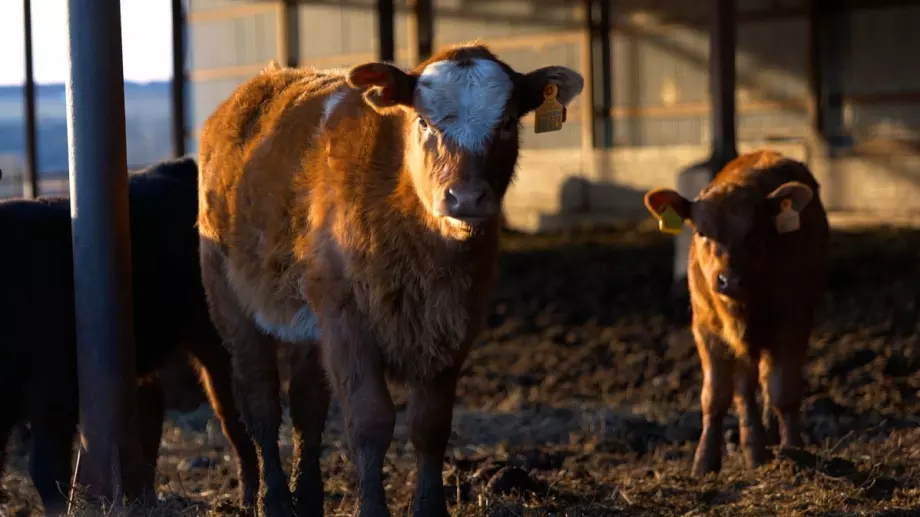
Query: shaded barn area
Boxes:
[{"xmin": 2, "ymin": 0, "xmax": 920, "ymax": 516}]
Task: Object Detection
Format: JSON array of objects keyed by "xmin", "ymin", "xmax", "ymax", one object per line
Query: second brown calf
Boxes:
[{"xmin": 644, "ymin": 150, "xmax": 830, "ymax": 476}]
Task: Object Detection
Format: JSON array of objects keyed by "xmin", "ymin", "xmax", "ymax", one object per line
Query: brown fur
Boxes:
[
  {"xmin": 197, "ymin": 43, "xmax": 583, "ymax": 517},
  {"xmin": 645, "ymin": 150, "xmax": 830, "ymax": 476}
]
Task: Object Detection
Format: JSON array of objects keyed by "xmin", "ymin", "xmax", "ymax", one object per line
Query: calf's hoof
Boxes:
[
  {"xmin": 691, "ymin": 448, "xmax": 722, "ymax": 477},
  {"xmin": 742, "ymin": 445, "xmax": 767, "ymax": 469},
  {"xmin": 412, "ymin": 498, "xmax": 450, "ymax": 517},
  {"xmin": 781, "ymin": 433, "xmax": 804, "ymax": 449},
  {"xmin": 293, "ymin": 496, "xmax": 324, "ymax": 517},
  {"xmin": 357, "ymin": 501, "xmax": 392, "ymax": 517},
  {"xmin": 260, "ymin": 489, "xmax": 295, "ymax": 517}
]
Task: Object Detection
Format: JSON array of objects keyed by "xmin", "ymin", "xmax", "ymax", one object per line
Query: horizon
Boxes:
[
  {"xmin": 0, "ymin": 0, "xmax": 174, "ymax": 87},
  {"xmin": 0, "ymin": 79, "xmax": 171, "ymax": 90}
]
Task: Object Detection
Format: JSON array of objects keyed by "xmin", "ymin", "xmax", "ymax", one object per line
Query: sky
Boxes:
[{"xmin": 0, "ymin": 0, "xmax": 174, "ymax": 86}]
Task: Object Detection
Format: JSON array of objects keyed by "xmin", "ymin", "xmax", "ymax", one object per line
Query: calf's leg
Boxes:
[
  {"xmin": 759, "ymin": 355, "xmax": 781, "ymax": 446},
  {"xmin": 287, "ymin": 343, "xmax": 330, "ymax": 517},
  {"xmin": 322, "ymin": 310, "xmax": 394, "ymax": 517},
  {"xmin": 0, "ymin": 409, "xmax": 20, "ymax": 504},
  {"xmin": 733, "ymin": 357, "xmax": 767, "ymax": 468},
  {"xmin": 28, "ymin": 383, "xmax": 78, "ymax": 517},
  {"xmin": 136, "ymin": 375, "xmax": 166, "ymax": 502},
  {"xmin": 760, "ymin": 329, "xmax": 808, "ymax": 449},
  {"xmin": 407, "ymin": 368, "xmax": 459, "ymax": 517},
  {"xmin": 691, "ymin": 332, "xmax": 734, "ymax": 476},
  {"xmin": 200, "ymin": 240, "xmax": 292, "ymax": 517},
  {"xmin": 188, "ymin": 337, "xmax": 261, "ymax": 509}
]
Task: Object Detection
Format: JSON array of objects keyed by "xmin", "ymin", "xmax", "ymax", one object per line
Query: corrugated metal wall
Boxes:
[
  {"xmin": 602, "ymin": 0, "xmax": 810, "ymax": 148},
  {"xmin": 844, "ymin": 5, "xmax": 920, "ymax": 143},
  {"xmin": 187, "ymin": 1, "xmax": 284, "ymax": 156},
  {"xmin": 186, "ymin": 0, "xmax": 920, "ymax": 157}
]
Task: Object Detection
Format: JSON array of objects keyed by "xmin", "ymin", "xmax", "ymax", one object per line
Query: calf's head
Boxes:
[
  {"xmin": 346, "ymin": 45, "xmax": 583, "ymax": 236},
  {"xmin": 644, "ymin": 181, "xmax": 814, "ymax": 301}
]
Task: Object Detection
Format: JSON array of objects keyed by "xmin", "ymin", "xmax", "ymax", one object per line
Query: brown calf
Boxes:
[
  {"xmin": 644, "ymin": 150, "xmax": 830, "ymax": 476},
  {"xmin": 197, "ymin": 44, "xmax": 583, "ymax": 517}
]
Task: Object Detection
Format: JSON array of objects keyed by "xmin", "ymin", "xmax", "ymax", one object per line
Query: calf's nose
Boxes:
[
  {"xmin": 714, "ymin": 270, "xmax": 743, "ymax": 297},
  {"xmin": 438, "ymin": 180, "xmax": 496, "ymax": 221}
]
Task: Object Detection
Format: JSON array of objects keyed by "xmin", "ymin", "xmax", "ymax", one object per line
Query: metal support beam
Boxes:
[
  {"xmin": 822, "ymin": 0, "xmax": 851, "ymax": 149},
  {"xmin": 377, "ymin": 0, "xmax": 395, "ymax": 62},
  {"xmin": 582, "ymin": 0, "xmax": 597, "ymax": 151},
  {"xmin": 670, "ymin": 0, "xmax": 739, "ymax": 311},
  {"xmin": 596, "ymin": 0, "xmax": 613, "ymax": 148},
  {"xmin": 414, "ymin": 0, "xmax": 434, "ymax": 63},
  {"xmin": 171, "ymin": 0, "xmax": 186, "ymax": 158},
  {"xmin": 64, "ymin": 0, "xmax": 144, "ymax": 507},
  {"xmin": 807, "ymin": 0, "xmax": 824, "ymax": 142},
  {"xmin": 22, "ymin": 0, "xmax": 39, "ymax": 198},
  {"xmin": 709, "ymin": 0, "xmax": 738, "ymax": 166},
  {"xmin": 285, "ymin": 0, "xmax": 302, "ymax": 67},
  {"xmin": 587, "ymin": 0, "xmax": 612, "ymax": 149}
]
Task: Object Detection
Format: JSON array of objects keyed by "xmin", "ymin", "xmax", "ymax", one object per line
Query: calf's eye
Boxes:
[{"xmin": 417, "ymin": 116, "xmax": 429, "ymax": 131}]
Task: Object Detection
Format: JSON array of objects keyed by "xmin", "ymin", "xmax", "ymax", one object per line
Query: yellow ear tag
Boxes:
[
  {"xmin": 658, "ymin": 204, "xmax": 684, "ymax": 235},
  {"xmin": 775, "ymin": 198, "xmax": 800, "ymax": 234},
  {"xmin": 534, "ymin": 83, "xmax": 565, "ymax": 134}
]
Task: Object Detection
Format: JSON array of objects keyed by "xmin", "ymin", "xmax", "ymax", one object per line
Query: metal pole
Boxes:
[
  {"xmin": 709, "ymin": 0, "xmax": 738, "ymax": 166},
  {"xmin": 582, "ymin": 0, "xmax": 594, "ymax": 150},
  {"xmin": 415, "ymin": 0, "xmax": 433, "ymax": 62},
  {"xmin": 377, "ymin": 0, "xmax": 395, "ymax": 62},
  {"xmin": 64, "ymin": 0, "xmax": 143, "ymax": 507},
  {"xmin": 22, "ymin": 0, "xmax": 39, "ymax": 199},
  {"xmin": 807, "ymin": 0, "xmax": 824, "ymax": 141},
  {"xmin": 171, "ymin": 0, "xmax": 186, "ymax": 158},
  {"xmin": 598, "ymin": 0, "xmax": 612, "ymax": 148},
  {"xmin": 669, "ymin": 0, "xmax": 739, "ymax": 310}
]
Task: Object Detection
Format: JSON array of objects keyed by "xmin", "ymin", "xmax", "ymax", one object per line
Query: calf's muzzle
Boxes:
[{"xmin": 437, "ymin": 178, "xmax": 497, "ymax": 222}]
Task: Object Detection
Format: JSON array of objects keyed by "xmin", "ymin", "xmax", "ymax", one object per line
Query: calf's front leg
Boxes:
[
  {"xmin": 692, "ymin": 331, "xmax": 735, "ymax": 476},
  {"xmin": 407, "ymin": 368, "xmax": 460, "ymax": 517},
  {"xmin": 733, "ymin": 357, "xmax": 767, "ymax": 468},
  {"xmin": 322, "ymin": 311, "xmax": 395, "ymax": 517}
]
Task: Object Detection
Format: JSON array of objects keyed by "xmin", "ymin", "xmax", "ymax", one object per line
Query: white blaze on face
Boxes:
[{"xmin": 416, "ymin": 57, "xmax": 514, "ymax": 153}]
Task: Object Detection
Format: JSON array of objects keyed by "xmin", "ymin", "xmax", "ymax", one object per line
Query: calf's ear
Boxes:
[
  {"xmin": 644, "ymin": 188, "xmax": 692, "ymax": 235},
  {"xmin": 766, "ymin": 181, "xmax": 813, "ymax": 212},
  {"xmin": 518, "ymin": 66, "xmax": 585, "ymax": 116},
  {"xmin": 347, "ymin": 63, "xmax": 418, "ymax": 114}
]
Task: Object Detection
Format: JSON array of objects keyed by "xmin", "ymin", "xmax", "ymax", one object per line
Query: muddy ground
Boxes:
[{"xmin": 3, "ymin": 220, "xmax": 920, "ymax": 516}]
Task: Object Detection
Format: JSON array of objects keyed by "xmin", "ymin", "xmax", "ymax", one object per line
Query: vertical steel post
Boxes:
[
  {"xmin": 415, "ymin": 0, "xmax": 434, "ymax": 62},
  {"xmin": 64, "ymin": 0, "xmax": 143, "ymax": 506},
  {"xmin": 171, "ymin": 0, "xmax": 186, "ymax": 158},
  {"xmin": 670, "ymin": 0, "xmax": 738, "ymax": 305},
  {"xmin": 709, "ymin": 0, "xmax": 738, "ymax": 166},
  {"xmin": 22, "ymin": 0, "xmax": 39, "ymax": 198},
  {"xmin": 377, "ymin": 0, "xmax": 395, "ymax": 62}
]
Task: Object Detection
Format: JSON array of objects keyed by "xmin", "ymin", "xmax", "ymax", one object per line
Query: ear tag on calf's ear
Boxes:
[
  {"xmin": 535, "ymin": 83, "xmax": 565, "ymax": 134},
  {"xmin": 658, "ymin": 204, "xmax": 684, "ymax": 235},
  {"xmin": 775, "ymin": 199, "xmax": 800, "ymax": 234}
]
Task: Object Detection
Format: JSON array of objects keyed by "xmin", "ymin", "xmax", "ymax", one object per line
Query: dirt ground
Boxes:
[{"xmin": 3, "ymin": 220, "xmax": 920, "ymax": 516}]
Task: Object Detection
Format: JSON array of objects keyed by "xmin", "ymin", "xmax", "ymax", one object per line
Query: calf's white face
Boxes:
[
  {"xmin": 415, "ymin": 57, "xmax": 514, "ymax": 153},
  {"xmin": 346, "ymin": 45, "xmax": 584, "ymax": 238}
]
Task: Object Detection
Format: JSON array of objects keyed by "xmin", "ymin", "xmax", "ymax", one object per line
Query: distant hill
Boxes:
[
  {"xmin": 0, "ymin": 80, "xmax": 176, "ymax": 194},
  {"xmin": 0, "ymin": 81, "xmax": 171, "ymax": 100}
]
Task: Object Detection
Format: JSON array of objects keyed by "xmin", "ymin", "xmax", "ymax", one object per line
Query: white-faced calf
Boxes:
[
  {"xmin": 644, "ymin": 150, "xmax": 830, "ymax": 476},
  {"xmin": 196, "ymin": 44, "xmax": 583, "ymax": 517}
]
